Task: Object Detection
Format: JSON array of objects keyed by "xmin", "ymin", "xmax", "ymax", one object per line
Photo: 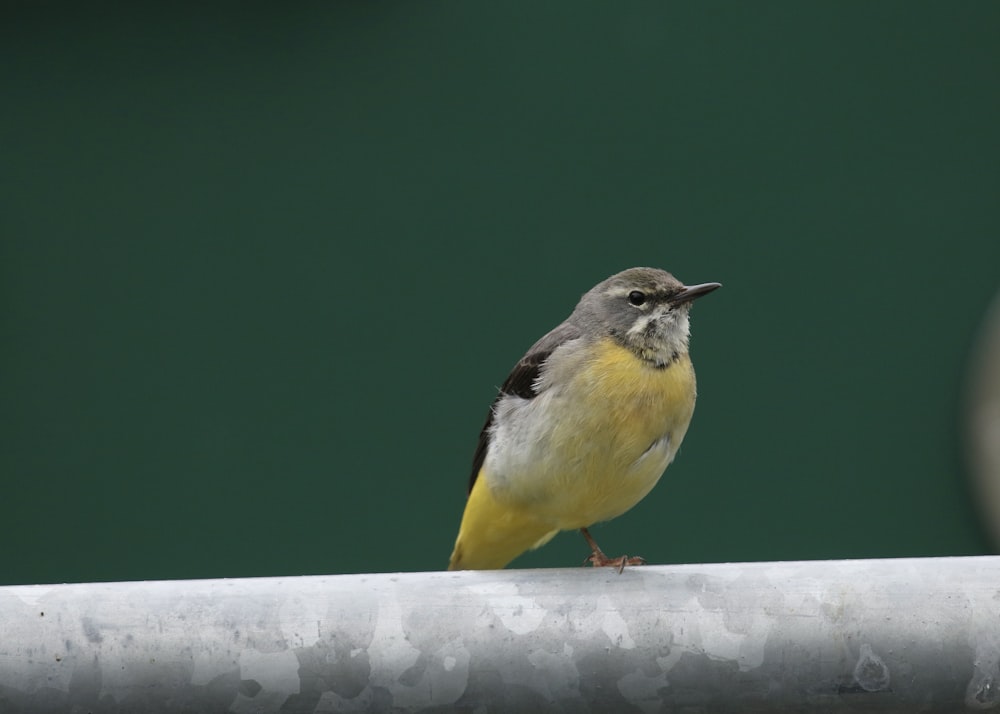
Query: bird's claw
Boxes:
[{"xmin": 585, "ymin": 551, "xmax": 646, "ymax": 573}]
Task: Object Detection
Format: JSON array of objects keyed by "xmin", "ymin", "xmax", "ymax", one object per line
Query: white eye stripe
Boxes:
[{"xmin": 602, "ymin": 286, "xmax": 657, "ymax": 300}]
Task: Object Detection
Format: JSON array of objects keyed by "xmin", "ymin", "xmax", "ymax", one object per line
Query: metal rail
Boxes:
[{"xmin": 1, "ymin": 556, "xmax": 998, "ymax": 712}]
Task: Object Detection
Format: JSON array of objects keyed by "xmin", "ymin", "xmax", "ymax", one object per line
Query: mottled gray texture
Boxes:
[{"xmin": 1, "ymin": 557, "xmax": 998, "ymax": 712}]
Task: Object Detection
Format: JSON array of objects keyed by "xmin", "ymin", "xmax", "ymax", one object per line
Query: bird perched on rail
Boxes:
[{"xmin": 448, "ymin": 267, "xmax": 720, "ymax": 571}]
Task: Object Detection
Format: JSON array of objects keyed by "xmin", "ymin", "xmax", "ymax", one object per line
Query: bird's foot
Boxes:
[
  {"xmin": 585, "ymin": 551, "xmax": 646, "ymax": 573},
  {"xmin": 579, "ymin": 526, "xmax": 646, "ymax": 573}
]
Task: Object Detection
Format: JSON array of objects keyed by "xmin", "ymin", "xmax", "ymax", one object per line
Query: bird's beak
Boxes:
[{"xmin": 669, "ymin": 282, "xmax": 722, "ymax": 305}]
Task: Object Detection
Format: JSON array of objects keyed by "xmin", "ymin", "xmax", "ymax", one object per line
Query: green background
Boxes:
[{"xmin": 3, "ymin": 3, "xmax": 998, "ymax": 585}]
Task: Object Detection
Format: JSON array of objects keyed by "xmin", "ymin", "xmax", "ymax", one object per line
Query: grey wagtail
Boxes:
[{"xmin": 448, "ymin": 267, "xmax": 720, "ymax": 570}]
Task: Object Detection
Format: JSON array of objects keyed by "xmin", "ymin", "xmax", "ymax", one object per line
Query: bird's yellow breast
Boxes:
[{"xmin": 488, "ymin": 337, "xmax": 697, "ymax": 529}]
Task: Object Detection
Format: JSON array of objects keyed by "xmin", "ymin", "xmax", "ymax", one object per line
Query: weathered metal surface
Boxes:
[{"xmin": 1, "ymin": 557, "xmax": 998, "ymax": 712}]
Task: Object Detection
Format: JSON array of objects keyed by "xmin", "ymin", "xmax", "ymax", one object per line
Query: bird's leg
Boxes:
[{"xmin": 580, "ymin": 527, "xmax": 646, "ymax": 573}]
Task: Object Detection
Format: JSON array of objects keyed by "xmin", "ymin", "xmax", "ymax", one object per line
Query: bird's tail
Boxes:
[{"xmin": 448, "ymin": 474, "xmax": 559, "ymax": 570}]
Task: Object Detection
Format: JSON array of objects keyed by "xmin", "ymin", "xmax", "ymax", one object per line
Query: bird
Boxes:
[{"xmin": 447, "ymin": 267, "xmax": 720, "ymax": 570}]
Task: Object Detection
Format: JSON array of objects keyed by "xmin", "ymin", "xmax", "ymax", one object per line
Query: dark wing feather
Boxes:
[{"xmin": 467, "ymin": 321, "xmax": 581, "ymax": 494}]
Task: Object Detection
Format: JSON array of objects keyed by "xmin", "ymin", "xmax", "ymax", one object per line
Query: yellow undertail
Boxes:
[{"xmin": 448, "ymin": 473, "xmax": 558, "ymax": 570}]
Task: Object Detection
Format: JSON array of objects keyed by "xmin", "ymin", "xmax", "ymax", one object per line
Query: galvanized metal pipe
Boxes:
[{"xmin": 1, "ymin": 556, "xmax": 998, "ymax": 712}]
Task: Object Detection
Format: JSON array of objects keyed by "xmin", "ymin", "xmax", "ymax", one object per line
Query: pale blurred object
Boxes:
[{"xmin": 969, "ymin": 289, "xmax": 1000, "ymax": 549}]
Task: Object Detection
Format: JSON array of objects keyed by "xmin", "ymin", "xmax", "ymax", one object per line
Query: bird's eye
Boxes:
[{"xmin": 627, "ymin": 290, "xmax": 646, "ymax": 306}]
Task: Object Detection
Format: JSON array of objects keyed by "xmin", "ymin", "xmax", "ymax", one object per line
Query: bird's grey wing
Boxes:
[{"xmin": 467, "ymin": 320, "xmax": 582, "ymax": 494}]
